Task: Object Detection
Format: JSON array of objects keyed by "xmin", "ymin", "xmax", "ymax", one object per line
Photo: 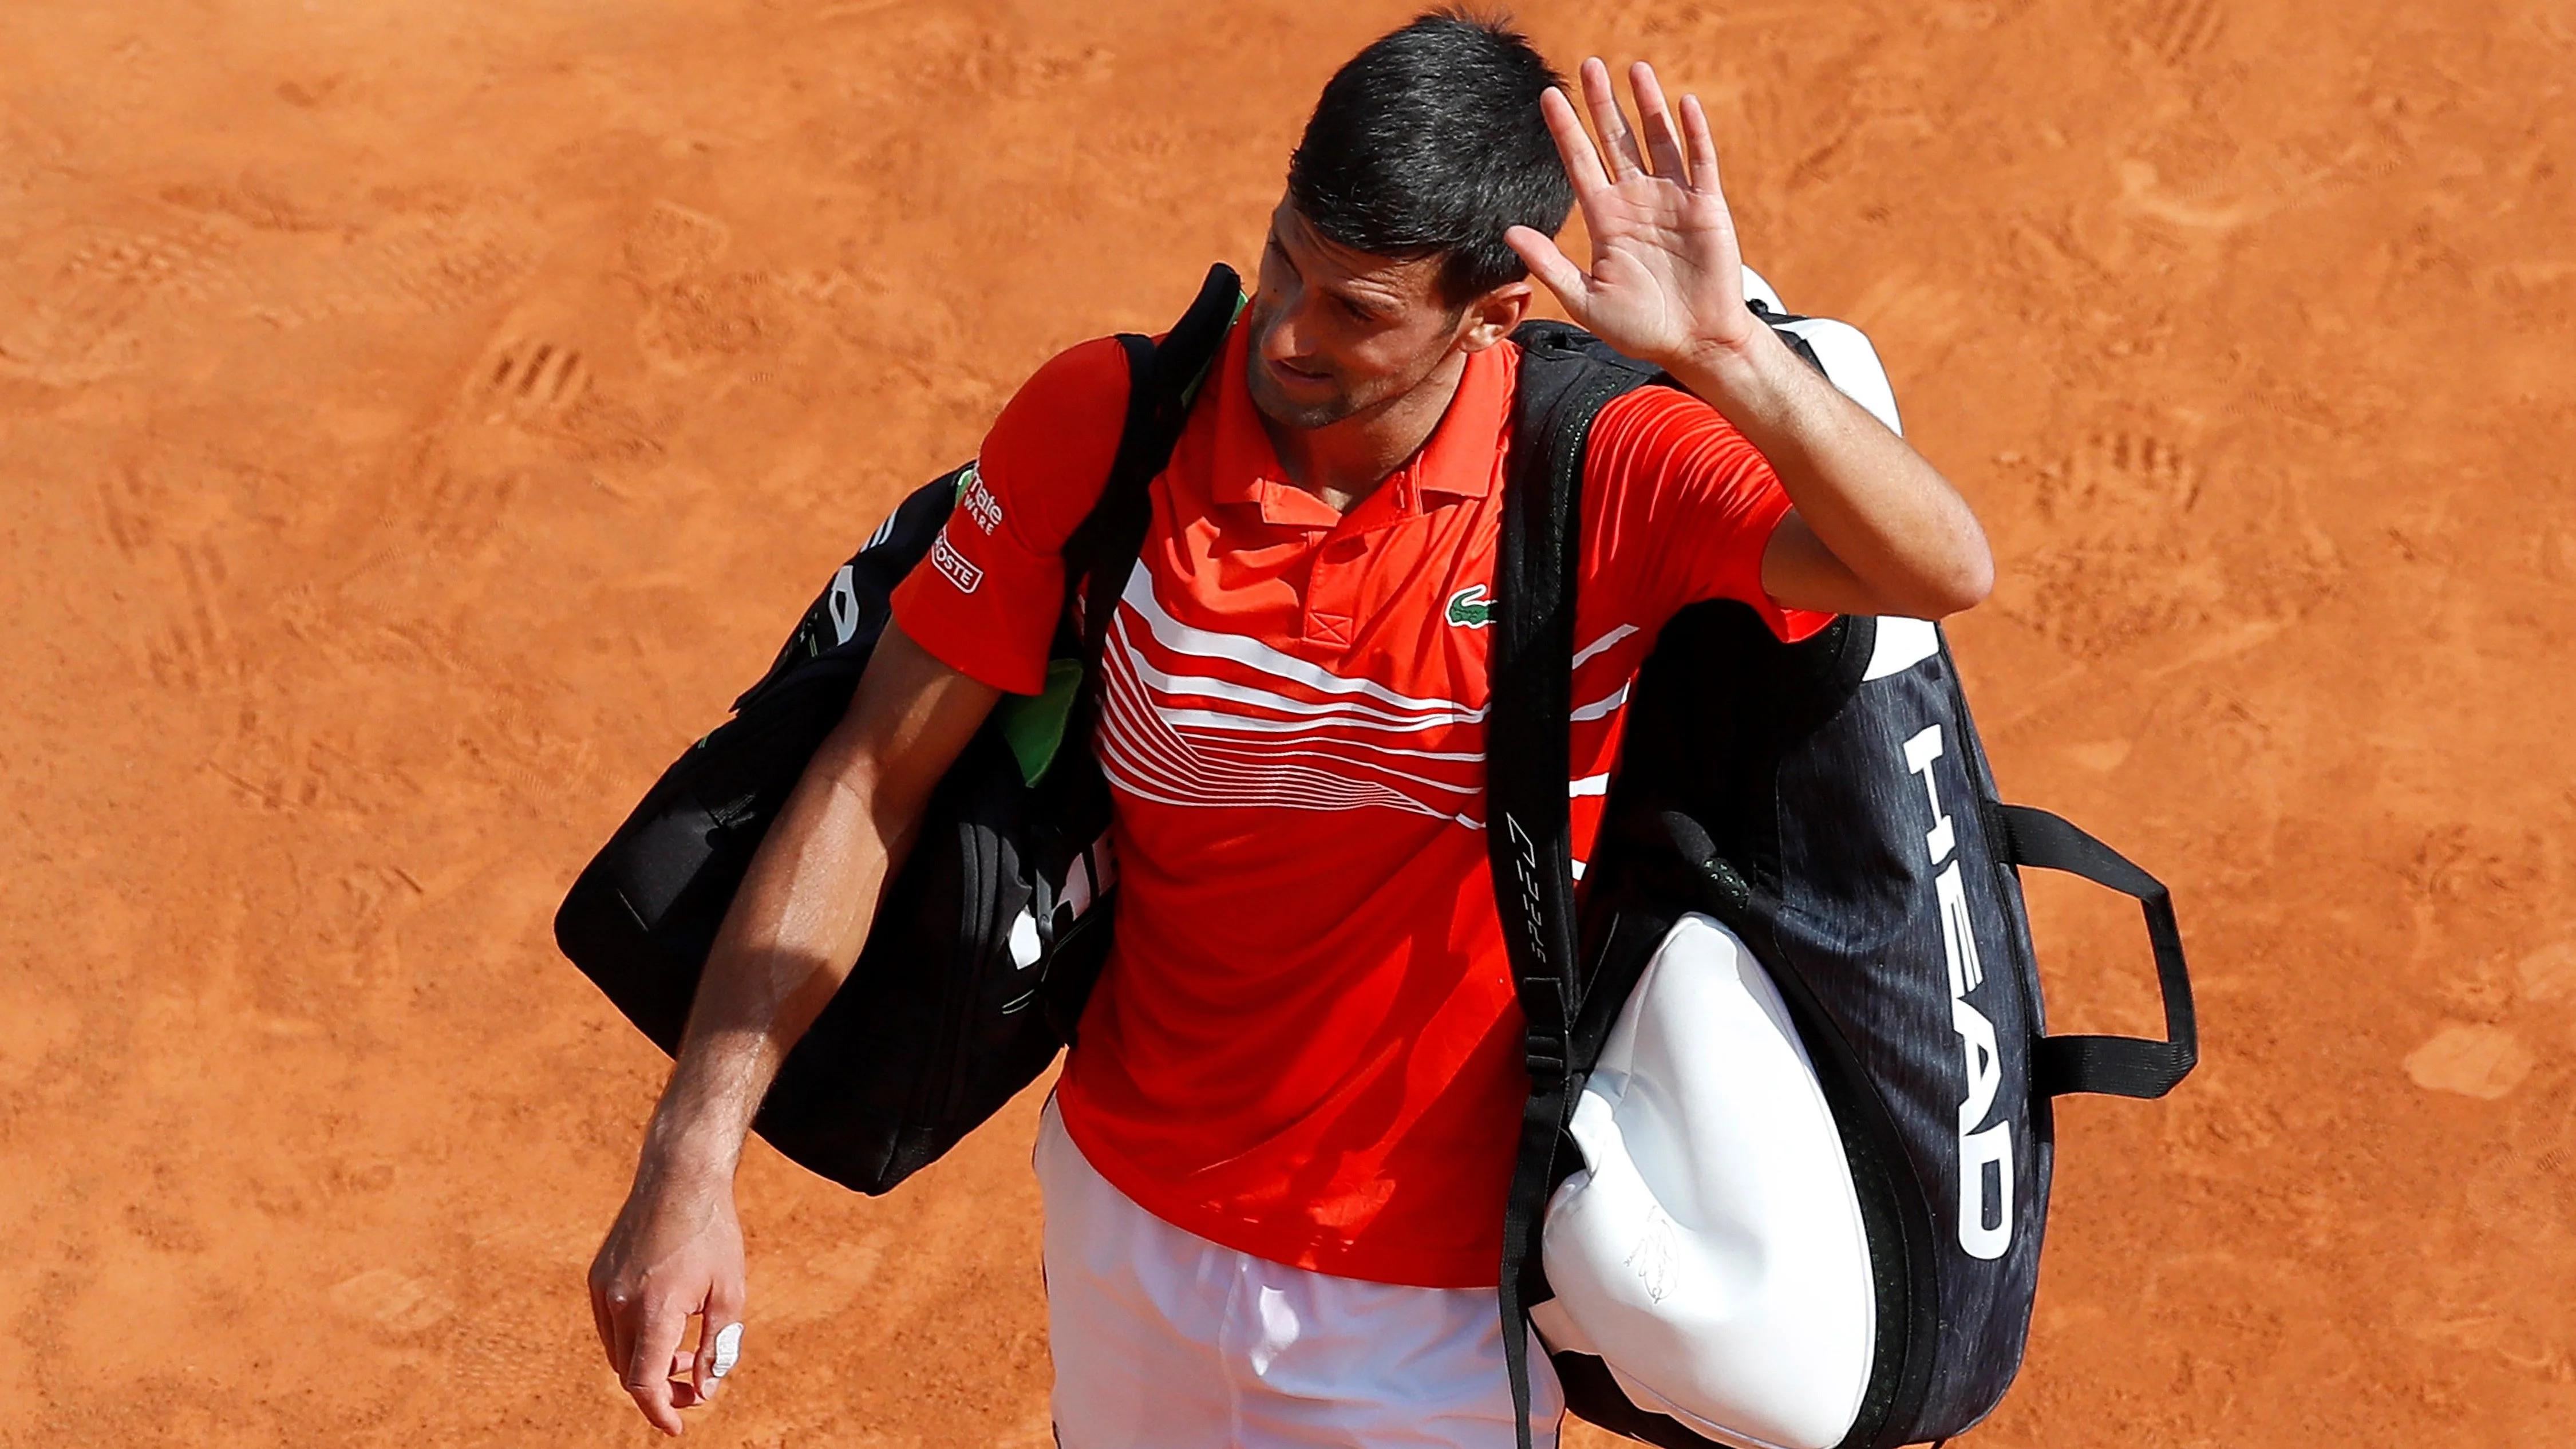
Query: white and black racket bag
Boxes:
[{"xmin": 1485, "ymin": 301, "xmax": 2198, "ymax": 1449}]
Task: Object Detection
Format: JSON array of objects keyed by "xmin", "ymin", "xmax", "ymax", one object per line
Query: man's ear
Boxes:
[{"xmin": 1455, "ymin": 281, "xmax": 1534, "ymax": 354}]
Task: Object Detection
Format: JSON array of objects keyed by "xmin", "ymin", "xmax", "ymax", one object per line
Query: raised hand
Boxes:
[{"xmin": 1505, "ymin": 58, "xmax": 1757, "ymax": 373}]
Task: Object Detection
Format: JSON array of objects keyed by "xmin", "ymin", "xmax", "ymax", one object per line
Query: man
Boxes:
[{"xmin": 589, "ymin": 14, "xmax": 1992, "ymax": 1447}]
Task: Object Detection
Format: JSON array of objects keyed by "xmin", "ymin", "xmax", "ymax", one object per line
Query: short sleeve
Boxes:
[
  {"xmin": 1577, "ymin": 385, "xmax": 1836, "ymax": 643},
  {"xmin": 890, "ymin": 336, "xmax": 1134, "ymax": 694}
]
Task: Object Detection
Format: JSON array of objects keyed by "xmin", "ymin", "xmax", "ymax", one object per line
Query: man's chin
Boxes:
[{"xmin": 1246, "ymin": 360, "xmax": 1356, "ymax": 432}]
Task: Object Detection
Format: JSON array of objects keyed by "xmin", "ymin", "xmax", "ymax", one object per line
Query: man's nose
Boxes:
[{"xmin": 1256, "ymin": 291, "xmax": 1318, "ymax": 362}]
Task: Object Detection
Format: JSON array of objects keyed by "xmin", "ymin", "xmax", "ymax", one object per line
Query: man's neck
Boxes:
[{"xmin": 1259, "ymin": 351, "xmax": 1470, "ymax": 514}]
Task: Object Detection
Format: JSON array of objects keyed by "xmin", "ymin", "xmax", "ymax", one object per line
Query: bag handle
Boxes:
[{"xmin": 1988, "ymin": 802, "xmax": 2199, "ymax": 1100}]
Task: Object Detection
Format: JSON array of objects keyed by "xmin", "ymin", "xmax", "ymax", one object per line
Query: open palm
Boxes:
[{"xmin": 1506, "ymin": 58, "xmax": 1758, "ymax": 369}]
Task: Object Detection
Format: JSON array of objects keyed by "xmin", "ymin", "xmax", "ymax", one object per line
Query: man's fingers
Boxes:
[
  {"xmin": 1627, "ymin": 62, "xmax": 1689, "ymax": 181},
  {"xmin": 623, "ymin": 1302, "xmax": 691, "ymax": 1436},
  {"xmin": 588, "ymin": 1282, "xmax": 619, "ymax": 1368},
  {"xmin": 667, "ymin": 1347, "xmax": 703, "ymax": 1407},
  {"xmin": 1538, "ymin": 86, "xmax": 1610, "ymax": 198},
  {"xmin": 1680, "ymin": 94, "xmax": 1724, "ymax": 199},
  {"xmin": 1578, "ymin": 57, "xmax": 1647, "ymax": 180},
  {"xmin": 692, "ymin": 1278, "xmax": 747, "ymax": 1404},
  {"xmin": 589, "ymin": 1243, "xmax": 632, "ymax": 1370},
  {"xmin": 1504, "ymin": 226, "xmax": 1589, "ymax": 307},
  {"xmin": 603, "ymin": 1286, "xmax": 639, "ymax": 1388}
]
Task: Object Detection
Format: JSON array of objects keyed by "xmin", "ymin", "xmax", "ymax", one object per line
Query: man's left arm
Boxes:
[
  {"xmin": 1507, "ymin": 56, "xmax": 1993, "ymax": 621},
  {"xmin": 1666, "ymin": 325, "xmax": 1992, "ymax": 619}
]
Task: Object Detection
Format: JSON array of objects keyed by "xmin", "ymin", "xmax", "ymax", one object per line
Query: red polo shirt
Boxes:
[{"xmin": 891, "ymin": 315, "xmax": 1828, "ymax": 1288}]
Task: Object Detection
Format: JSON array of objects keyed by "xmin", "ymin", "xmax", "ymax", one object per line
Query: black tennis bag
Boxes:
[
  {"xmin": 552, "ymin": 265, "xmax": 1240, "ymax": 1195},
  {"xmin": 1486, "ymin": 321, "xmax": 2199, "ymax": 1448}
]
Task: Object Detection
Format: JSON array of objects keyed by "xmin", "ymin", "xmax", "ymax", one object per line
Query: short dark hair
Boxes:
[{"xmin": 1287, "ymin": 10, "xmax": 1573, "ymax": 304}]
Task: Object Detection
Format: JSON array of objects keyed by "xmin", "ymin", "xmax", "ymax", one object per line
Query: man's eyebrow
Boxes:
[{"xmin": 1270, "ymin": 222, "xmax": 1394, "ymax": 314}]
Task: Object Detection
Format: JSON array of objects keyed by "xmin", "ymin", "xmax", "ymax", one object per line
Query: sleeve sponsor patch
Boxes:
[
  {"xmin": 930, "ymin": 528, "xmax": 985, "ymax": 594},
  {"xmin": 958, "ymin": 463, "xmax": 1004, "ymax": 535}
]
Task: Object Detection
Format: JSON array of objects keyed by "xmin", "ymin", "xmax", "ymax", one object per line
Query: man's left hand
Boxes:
[
  {"xmin": 1512, "ymin": 55, "xmax": 1996, "ymax": 622},
  {"xmin": 1506, "ymin": 57, "xmax": 1758, "ymax": 377}
]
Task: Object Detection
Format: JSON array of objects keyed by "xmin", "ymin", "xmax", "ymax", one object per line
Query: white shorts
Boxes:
[{"xmin": 1037, "ymin": 1097, "xmax": 1564, "ymax": 1448}]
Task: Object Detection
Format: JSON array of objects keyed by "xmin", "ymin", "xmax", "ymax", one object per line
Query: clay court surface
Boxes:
[{"xmin": 5, "ymin": 0, "xmax": 2572, "ymax": 1443}]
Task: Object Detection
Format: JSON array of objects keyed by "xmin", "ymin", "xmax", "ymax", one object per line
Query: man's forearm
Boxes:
[
  {"xmin": 625, "ymin": 624, "xmax": 998, "ymax": 1192},
  {"xmin": 1669, "ymin": 325, "xmax": 1993, "ymax": 618},
  {"xmin": 589, "ymin": 626, "xmax": 998, "ymax": 1431},
  {"xmin": 635, "ymin": 735, "xmax": 910, "ymax": 1186}
]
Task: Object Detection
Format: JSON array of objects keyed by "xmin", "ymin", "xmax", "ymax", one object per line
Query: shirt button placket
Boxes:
[{"xmin": 1306, "ymin": 533, "xmax": 1365, "ymax": 647}]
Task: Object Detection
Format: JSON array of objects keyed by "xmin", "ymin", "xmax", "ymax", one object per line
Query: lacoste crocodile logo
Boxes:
[{"xmin": 1446, "ymin": 584, "xmax": 1493, "ymax": 629}]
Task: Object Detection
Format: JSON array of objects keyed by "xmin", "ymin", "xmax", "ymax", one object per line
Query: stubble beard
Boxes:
[
  {"xmin": 1244, "ymin": 309, "xmax": 1367, "ymax": 432},
  {"xmin": 1246, "ymin": 362, "xmax": 1357, "ymax": 431}
]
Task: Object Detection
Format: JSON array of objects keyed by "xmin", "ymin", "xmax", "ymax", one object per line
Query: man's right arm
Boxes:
[{"xmin": 587, "ymin": 622, "xmax": 999, "ymax": 1435}]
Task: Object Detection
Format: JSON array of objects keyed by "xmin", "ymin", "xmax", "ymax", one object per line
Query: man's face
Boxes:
[{"xmin": 1244, "ymin": 200, "xmax": 1479, "ymax": 431}]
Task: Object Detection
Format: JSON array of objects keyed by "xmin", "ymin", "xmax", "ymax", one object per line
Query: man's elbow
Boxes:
[
  {"xmin": 1943, "ymin": 546, "xmax": 1997, "ymax": 617},
  {"xmin": 1902, "ymin": 538, "xmax": 1994, "ymax": 620}
]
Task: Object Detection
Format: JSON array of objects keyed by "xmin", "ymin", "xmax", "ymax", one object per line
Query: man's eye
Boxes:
[{"xmin": 1338, "ymin": 297, "xmax": 1373, "ymax": 323}]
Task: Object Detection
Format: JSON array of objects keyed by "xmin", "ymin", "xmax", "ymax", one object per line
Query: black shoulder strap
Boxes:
[
  {"xmin": 1489, "ymin": 322, "xmax": 1657, "ymax": 1449},
  {"xmin": 1985, "ymin": 801, "xmax": 2199, "ymax": 1099},
  {"xmin": 1061, "ymin": 263, "xmax": 1243, "ymax": 672},
  {"xmin": 1486, "ymin": 316, "xmax": 1852, "ymax": 1447}
]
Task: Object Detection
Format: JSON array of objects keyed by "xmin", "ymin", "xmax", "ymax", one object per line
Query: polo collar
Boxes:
[{"xmin": 1205, "ymin": 319, "xmax": 1517, "ymax": 528}]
